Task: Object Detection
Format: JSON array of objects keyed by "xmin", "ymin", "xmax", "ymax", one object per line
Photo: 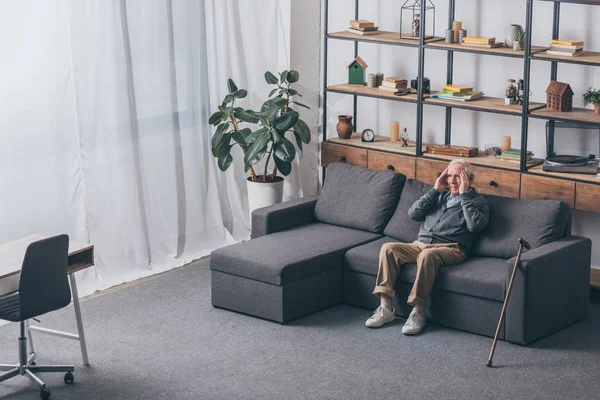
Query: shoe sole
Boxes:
[{"xmin": 365, "ymin": 317, "xmax": 395, "ymax": 328}]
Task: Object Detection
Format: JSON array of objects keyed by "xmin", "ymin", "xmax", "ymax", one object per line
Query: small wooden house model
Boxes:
[
  {"xmin": 546, "ymin": 80, "xmax": 573, "ymax": 112},
  {"xmin": 346, "ymin": 56, "xmax": 368, "ymax": 85}
]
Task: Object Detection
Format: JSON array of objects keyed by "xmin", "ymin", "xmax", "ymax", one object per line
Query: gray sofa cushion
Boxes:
[
  {"xmin": 471, "ymin": 196, "xmax": 571, "ymax": 259},
  {"xmin": 383, "ymin": 179, "xmax": 433, "ymax": 242},
  {"xmin": 344, "ymin": 237, "xmax": 508, "ymax": 301},
  {"xmin": 314, "ymin": 162, "xmax": 405, "ymax": 233},
  {"xmin": 210, "ymin": 222, "xmax": 381, "ymax": 285}
]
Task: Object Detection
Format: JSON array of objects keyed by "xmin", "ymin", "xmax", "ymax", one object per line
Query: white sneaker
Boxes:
[
  {"xmin": 402, "ymin": 309, "xmax": 426, "ymax": 335},
  {"xmin": 365, "ymin": 306, "xmax": 396, "ymax": 328}
]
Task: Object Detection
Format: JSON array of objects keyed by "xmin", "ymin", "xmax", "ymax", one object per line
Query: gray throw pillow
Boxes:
[
  {"xmin": 471, "ymin": 195, "xmax": 571, "ymax": 259},
  {"xmin": 383, "ymin": 179, "xmax": 433, "ymax": 242},
  {"xmin": 314, "ymin": 162, "xmax": 406, "ymax": 233}
]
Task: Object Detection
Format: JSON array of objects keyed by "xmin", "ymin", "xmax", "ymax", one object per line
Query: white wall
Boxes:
[{"xmin": 290, "ymin": 0, "xmax": 600, "ymax": 265}]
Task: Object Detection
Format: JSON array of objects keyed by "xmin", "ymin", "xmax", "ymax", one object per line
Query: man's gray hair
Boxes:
[{"xmin": 448, "ymin": 158, "xmax": 473, "ymax": 176}]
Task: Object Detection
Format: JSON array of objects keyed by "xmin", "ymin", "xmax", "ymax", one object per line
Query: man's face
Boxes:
[{"xmin": 447, "ymin": 164, "xmax": 466, "ymax": 195}]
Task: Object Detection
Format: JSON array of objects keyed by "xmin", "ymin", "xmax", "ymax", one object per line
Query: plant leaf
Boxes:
[
  {"xmin": 232, "ymin": 127, "xmax": 252, "ymax": 146},
  {"xmin": 274, "ymin": 154, "xmax": 292, "ymax": 176},
  {"xmin": 287, "ymin": 70, "xmax": 299, "ymax": 83},
  {"xmin": 274, "ymin": 136, "xmax": 296, "ymax": 162},
  {"xmin": 227, "ymin": 79, "xmax": 238, "ymax": 93},
  {"xmin": 245, "ymin": 127, "xmax": 268, "ymax": 145},
  {"xmin": 209, "ymin": 111, "xmax": 224, "ymax": 125},
  {"xmin": 269, "ymin": 88, "xmax": 278, "ymax": 98},
  {"xmin": 211, "ymin": 125, "xmax": 231, "ymax": 156},
  {"xmin": 218, "ymin": 151, "xmax": 233, "ymax": 171},
  {"xmin": 233, "ymin": 89, "xmax": 247, "ymax": 99},
  {"xmin": 293, "ymin": 131, "xmax": 304, "ymax": 153},
  {"xmin": 244, "ymin": 131, "xmax": 271, "ymax": 169},
  {"xmin": 288, "ymin": 89, "xmax": 298, "ymax": 96},
  {"xmin": 265, "ymin": 71, "xmax": 278, "ymax": 85},
  {"xmin": 233, "ymin": 109, "xmax": 259, "ymax": 123},
  {"xmin": 275, "ymin": 110, "xmax": 299, "ymax": 134},
  {"xmin": 293, "ymin": 119, "xmax": 311, "ymax": 144},
  {"xmin": 280, "ymin": 70, "xmax": 288, "ymax": 83}
]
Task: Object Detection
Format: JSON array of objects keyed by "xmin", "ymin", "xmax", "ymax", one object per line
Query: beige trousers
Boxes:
[{"xmin": 373, "ymin": 241, "xmax": 466, "ymax": 307}]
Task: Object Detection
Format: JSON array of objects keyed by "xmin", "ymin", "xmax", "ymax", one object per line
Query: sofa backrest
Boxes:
[
  {"xmin": 471, "ymin": 195, "xmax": 571, "ymax": 259},
  {"xmin": 383, "ymin": 179, "xmax": 433, "ymax": 242},
  {"xmin": 314, "ymin": 162, "xmax": 406, "ymax": 233}
]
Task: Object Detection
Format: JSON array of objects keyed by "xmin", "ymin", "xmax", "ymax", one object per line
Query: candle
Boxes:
[
  {"xmin": 502, "ymin": 136, "xmax": 512, "ymax": 152},
  {"xmin": 390, "ymin": 121, "xmax": 400, "ymax": 141},
  {"xmin": 453, "ymin": 21, "xmax": 462, "ymax": 43}
]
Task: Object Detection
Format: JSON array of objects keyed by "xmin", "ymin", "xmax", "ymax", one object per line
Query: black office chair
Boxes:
[{"xmin": 0, "ymin": 235, "xmax": 75, "ymax": 400}]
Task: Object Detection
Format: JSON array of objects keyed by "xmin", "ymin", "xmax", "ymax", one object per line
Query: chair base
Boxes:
[{"xmin": 0, "ymin": 363, "xmax": 74, "ymax": 399}]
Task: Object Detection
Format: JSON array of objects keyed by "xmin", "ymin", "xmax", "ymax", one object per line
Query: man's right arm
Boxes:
[{"xmin": 408, "ymin": 188, "xmax": 441, "ymax": 221}]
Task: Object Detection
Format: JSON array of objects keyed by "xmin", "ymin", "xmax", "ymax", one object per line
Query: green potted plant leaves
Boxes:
[
  {"xmin": 209, "ymin": 70, "xmax": 311, "ymax": 214},
  {"xmin": 583, "ymin": 87, "xmax": 600, "ymax": 115},
  {"xmin": 513, "ymin": 28, "xmax": 525, "ymax": 51}
]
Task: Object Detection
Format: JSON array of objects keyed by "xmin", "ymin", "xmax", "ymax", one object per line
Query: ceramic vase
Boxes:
[
  {"xmin": 506, "ymin": 24, "xmax": 523, "ymax": 47},
  {"xmin": 336, "ymin": 115, "xmax": 353, "ymax": 139},
  {"xmin": 513, "ymin": 40, "xmax": 523, "ymax": 51},
  {"xmin": 247, "ymin": 176, "xmax": 284, "ymax": 216}
]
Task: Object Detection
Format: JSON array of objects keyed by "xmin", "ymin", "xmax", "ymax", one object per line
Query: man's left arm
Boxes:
[{"xmin": 460, "ymin": 192, "xmax": 490, "ymax": 232}]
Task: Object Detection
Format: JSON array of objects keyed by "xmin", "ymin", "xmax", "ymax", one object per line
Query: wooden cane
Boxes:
[{"xmin": 487, "ymin": 237, "xmax": 530, "ymax": 367}]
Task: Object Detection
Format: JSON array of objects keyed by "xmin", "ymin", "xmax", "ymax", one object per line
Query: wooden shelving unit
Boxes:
[
  {"xmin": 533, "ymin": 50, "xmax": 600, "ymax": 66},
  {"xmin": 328, "ymin": 133, "xmax": 421, "ymax": 156},
  {"xmin": 327, "ymin": 84, "xmax": 420, "ymax": 103},
  {"xmin": 425, "ymin": 96, "xmax": 546, "ymax": 116},
  {"xmin": 527, "ymin": 164, "xmax": 600, "ymax": 184},
  {"xmin": 328, "ymin": 31, "xmax": 443, "ymax": 47},
  {"xmin": 423, "ymin": 152, "xmax": 544, "ymax": 171},
  {"xmin": 427, "ymin": 42, "xmax": 547, "ymax": 58},
  {"xmin": 529, "ymin": 107, "xmax": 600, "ymax": 125}
]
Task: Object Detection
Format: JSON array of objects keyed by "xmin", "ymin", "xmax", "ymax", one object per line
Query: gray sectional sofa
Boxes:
[{"xmin": 210, "ymin": 162, "xmax": 591, "ymax": 345}]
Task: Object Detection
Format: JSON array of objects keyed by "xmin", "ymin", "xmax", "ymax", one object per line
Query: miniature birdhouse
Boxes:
[
  {"xmin": 546, "ymin": 80, "xmax": 573, "ymax": 112},
  {"xmin": 346, "ymin": 56, "xmax": 368, "ymax": 85}
]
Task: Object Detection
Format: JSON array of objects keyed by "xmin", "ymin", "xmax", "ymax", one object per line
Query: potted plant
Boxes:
[
  {"xmin": 513, "ymin": 28, "xmax": 525, "ymax": 51},
  {"xmin": 209, "ymin": 70, "xmax": 311, "ymax": 214},
  {"xmin": 583, "ymin": 87, "xmax": 600, "ymax": 115}
]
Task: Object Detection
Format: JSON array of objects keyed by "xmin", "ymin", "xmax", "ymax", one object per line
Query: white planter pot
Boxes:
[{"xmin": 247, "ymin": 176, "xmax": 284, "ymax": 216}]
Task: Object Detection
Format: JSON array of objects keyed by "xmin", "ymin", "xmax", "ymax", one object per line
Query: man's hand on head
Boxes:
[
  {"xmin": 434, "ymin": 168, "xmax": 448, "ymax": 192},
  {"xmin": 459, "ymin": 170, "xmax": 471, "ymax": 194}
]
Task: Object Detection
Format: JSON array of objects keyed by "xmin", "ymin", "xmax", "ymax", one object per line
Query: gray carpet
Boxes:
[{"xmin": 1, "ymin": 259, "xmax": 600, "ymax": 400}]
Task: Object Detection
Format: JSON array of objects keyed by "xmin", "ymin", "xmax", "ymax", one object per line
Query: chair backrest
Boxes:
[{"xmin": 19, "ymin": 234, "xmax": 72, "ymax": 320}]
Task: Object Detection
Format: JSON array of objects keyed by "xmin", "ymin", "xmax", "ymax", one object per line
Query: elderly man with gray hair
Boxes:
[{"xmin": 366, "ymin": 159, "xmax": 490, "ymax": 335}]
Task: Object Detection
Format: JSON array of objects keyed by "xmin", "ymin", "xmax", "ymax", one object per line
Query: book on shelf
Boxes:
[
  {"xmin": 442, "ymin": 84, "xmax": 473, "ymax": 93},
  {"xmin": 546, "ymin": 50, "xmax": 583, "ymax": 57},
  {"xmin": 431, "ymin": 89, "xmax": 483, "ymax": 101},
  {"xmin": 349, "ymin": 19, "xmax": 374, "ymax": 29},
  {"xmin": 385, "ymin": 77, "xmax": 407, "ymax": 84},
  {"xmin": 548, "ymin": 43, "xmax": 584, "ymax": 51},
  {"xmin": 502, "ymin": 149, "xmax": 533, "ymax": 157},
  {"xmin": 347, "ymin": 28, "xmax": 379, "ymax": 36},
  {"xmin": 550, "ymin": 39, "xmax": 584, "ymax": 47},
  {"xmin": 381, "ymin": 80, "xmax": 408, "ymax": 89},
  {"xmin": 463, "ymin": 37, "xmax": 495, "ymax": 44},
  {"xmin": 378, "ymin": 85, "xmax": 401, "ymax": 92},
  {"xmin": 461, "ymin": 42, "xmax": 504, "ymax": 49},
  {"xmin": 548, "ymin": 46, "xmax": 583, "ymax": 54}
]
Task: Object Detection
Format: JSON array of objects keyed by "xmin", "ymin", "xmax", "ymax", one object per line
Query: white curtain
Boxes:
[{"xmin": 0, "ymin": 0, "xmax": 293, "ymax": 297}]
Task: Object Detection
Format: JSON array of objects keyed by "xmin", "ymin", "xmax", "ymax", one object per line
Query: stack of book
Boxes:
[
  {"xmin": 347, "ymin": 20, "xmax": 379, "ymax": 36},
  {"xmin": 461, "ymin": 37, "xmax": 504, "ymax": 49},
  {"xmin": 379, "ymin": 77, "xmax": 408, "ymax": 92},
  {"xmin": 430, "ymin": 84, "xmax": 484, "ymax": 101},
  {"xmin": 499, "ymin": 148, "xmax": 535, "ymax": 165},
  {"xmin": 546, "ymin": 39, "xmax": 584, "ymax": 57}
]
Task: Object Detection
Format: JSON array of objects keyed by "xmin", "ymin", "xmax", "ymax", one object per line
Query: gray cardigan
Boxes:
[{"xmin": 408, "ymin": 187, "xmax": 490, "ymax": 255}]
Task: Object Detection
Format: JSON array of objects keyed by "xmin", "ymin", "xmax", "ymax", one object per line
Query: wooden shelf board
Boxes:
[
  {"xmin": 529, "ymin": 107, "xmax": 600, "ymax": 125},
  {"xmin": 592, "ymin": 268, "xmax": 600, "ymax": 289},
  {"xmin": 533, "ymin": 50, "xmax": 600, "ymax": 66},
  {"xmin": 327, "ymin": 84, "xmax": 420, "ymax": 102},
  {"xmin": 422, "ymin": 152, "xmax": 543, "ymax": 171},
  {"xmin": 538, "ymin": 0, "xmax": 600, "ymax": 5},
  {"xmin": 425, "ymin": 95, "xmax": 546, "ymax": 115},
  {"xmin": 427, "ymin": 42, "xmax": 547, "ymax": 57},
  {"xmin": 527, "ymin": 164, "xmax": 600, "ymax": 184},
  {"xmin": 328, "ymin": 133, "xmax": 419, "ymax": 156},
  {"xmin": 328, "ymin": 31, "xmax": 444, "ymax": 46}
]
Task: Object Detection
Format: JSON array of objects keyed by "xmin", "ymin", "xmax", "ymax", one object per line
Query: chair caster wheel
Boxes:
[
  {"xmin": 40, "ymin": 389, "xmax": 51, "ymax": 399},
  {"xmin": 64, "ymin": 371, "xmax": 74, "ymax": 384}
]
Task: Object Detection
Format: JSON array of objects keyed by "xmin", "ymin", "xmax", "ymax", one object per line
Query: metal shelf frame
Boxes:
[{"xmin": 321, "ymin": 0, "xmax": 600, "ymax": 181}]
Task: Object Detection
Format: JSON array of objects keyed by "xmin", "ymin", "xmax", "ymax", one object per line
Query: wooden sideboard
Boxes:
[{"xmin": 322, "ymin": 134, "xmax": 600, "ymax": 214}]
